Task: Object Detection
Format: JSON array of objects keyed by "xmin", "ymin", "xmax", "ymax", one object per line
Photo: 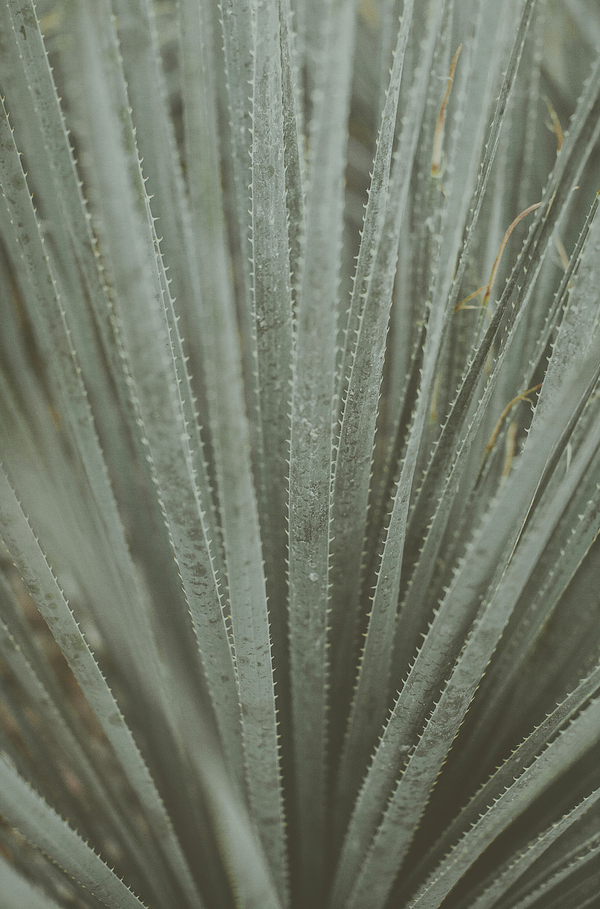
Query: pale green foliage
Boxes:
[{"xmin": 1, "ymin": 1, "xmax": 600, "ymax": 908}]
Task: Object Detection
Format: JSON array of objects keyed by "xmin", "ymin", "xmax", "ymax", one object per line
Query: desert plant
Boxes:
[{"xmin": 1, "ymin": 0, "xmax": 600, "ymax": 907}]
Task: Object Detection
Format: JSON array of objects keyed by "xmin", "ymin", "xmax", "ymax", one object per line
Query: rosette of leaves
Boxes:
[{"xmin": 1, "ymin": 0, "xmax": 600, "ymax": 908}]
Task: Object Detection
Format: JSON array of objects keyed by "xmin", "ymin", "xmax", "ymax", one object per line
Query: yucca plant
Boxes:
[{"xmin": 1, "ymin": 0, "xmax": 600, "ymax": 907}]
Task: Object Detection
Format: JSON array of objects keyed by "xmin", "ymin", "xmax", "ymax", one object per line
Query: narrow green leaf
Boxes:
[
  {"xmin": 402, "ymin": 0, "xmax": 542, "ymax": 564},
  {"xmin": 110, "ymin": 0, "xmax": 230, "ymax": 599},
  {"xmin": 408, "ymin": 695, "xmax": 600, "ymax": 909},
  {"xmin": 0, "ymin": 5, "xmax": 192, "ymax": 751},
  {"xmin": 331, "ymin": 348, "xmax": 600, "ymax": 909},
  {"xmin": 527, "ymin": 191, "xmax": 600, "ymax": 440},
  {"xmin": 178, "ymin": 5, "xmax": 288, "ymax": 889},
  {"xmin": 396, "ymin": 45, "xmax": 600, "ymax": 688},
  {"xmin": 65, "ymin": 0, "xmax": 248, "ymax": 802},
  {"xmin": 218, "ymin": 0, "xmax": 264, "ymax": 473},
  {"xmin": 0, "ymin": 590, "xmax": 181, "ymax": 909},
  {"xmin": 401, "ymin": 658, "xmax": 600, "ymax": 899},
  {"xmin": 393, "ymin": 187, "xmax": 600, "ymax": 686},
  {"xmin": 0, "ymin": 754, "xmax": 148, "ymax": 909},
  {"xmin": 329, "ymin": 0, "xmax": 417, "ymax": 806},
  {"xmin": 287, "ymin": 0, "xmax": 358, "ymax": 898},
  {"xmin": 465, "ymin": 788, "xmax": 600, "ymax": 909},
  {"xmin": 159, "ymin": 672, "xmax": 285, "ymax": 909},
  {"xmin": 330, "ymin": 0, "xmax": 415, "ymax": 629},
  {"xmin": 251, "ymin": 0, "xmax": 294, "ymax": 684},
  {"xmin": 0, "ymin": 465, "xmax": 204, "ymax": 909},
  {"xmin": 0, "ymin": 853, "xmax": 62, "ymax": 909},
  {"xmin": 366, "ymin": 0, "xmax": 510, "ymax": 578},
  {"xmin": 448, "ymin": 438, "xmax": 600, "ymax": 788},
  {"xmin": 507, "ymin": 827, "xmax": 600, "ymax": 909},
  {"xmin": 279, "ymin": 0, "xmax": 306, "ymax": 298},
  {"xmin": 330, "ymin": 0, "xmax": 447, "ymax": 802}
]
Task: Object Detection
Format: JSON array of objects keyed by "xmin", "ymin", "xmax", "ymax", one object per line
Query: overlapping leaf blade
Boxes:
[{"xmin": 1, "ymin": 1, "xmax": 600, "ymax": 908}]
